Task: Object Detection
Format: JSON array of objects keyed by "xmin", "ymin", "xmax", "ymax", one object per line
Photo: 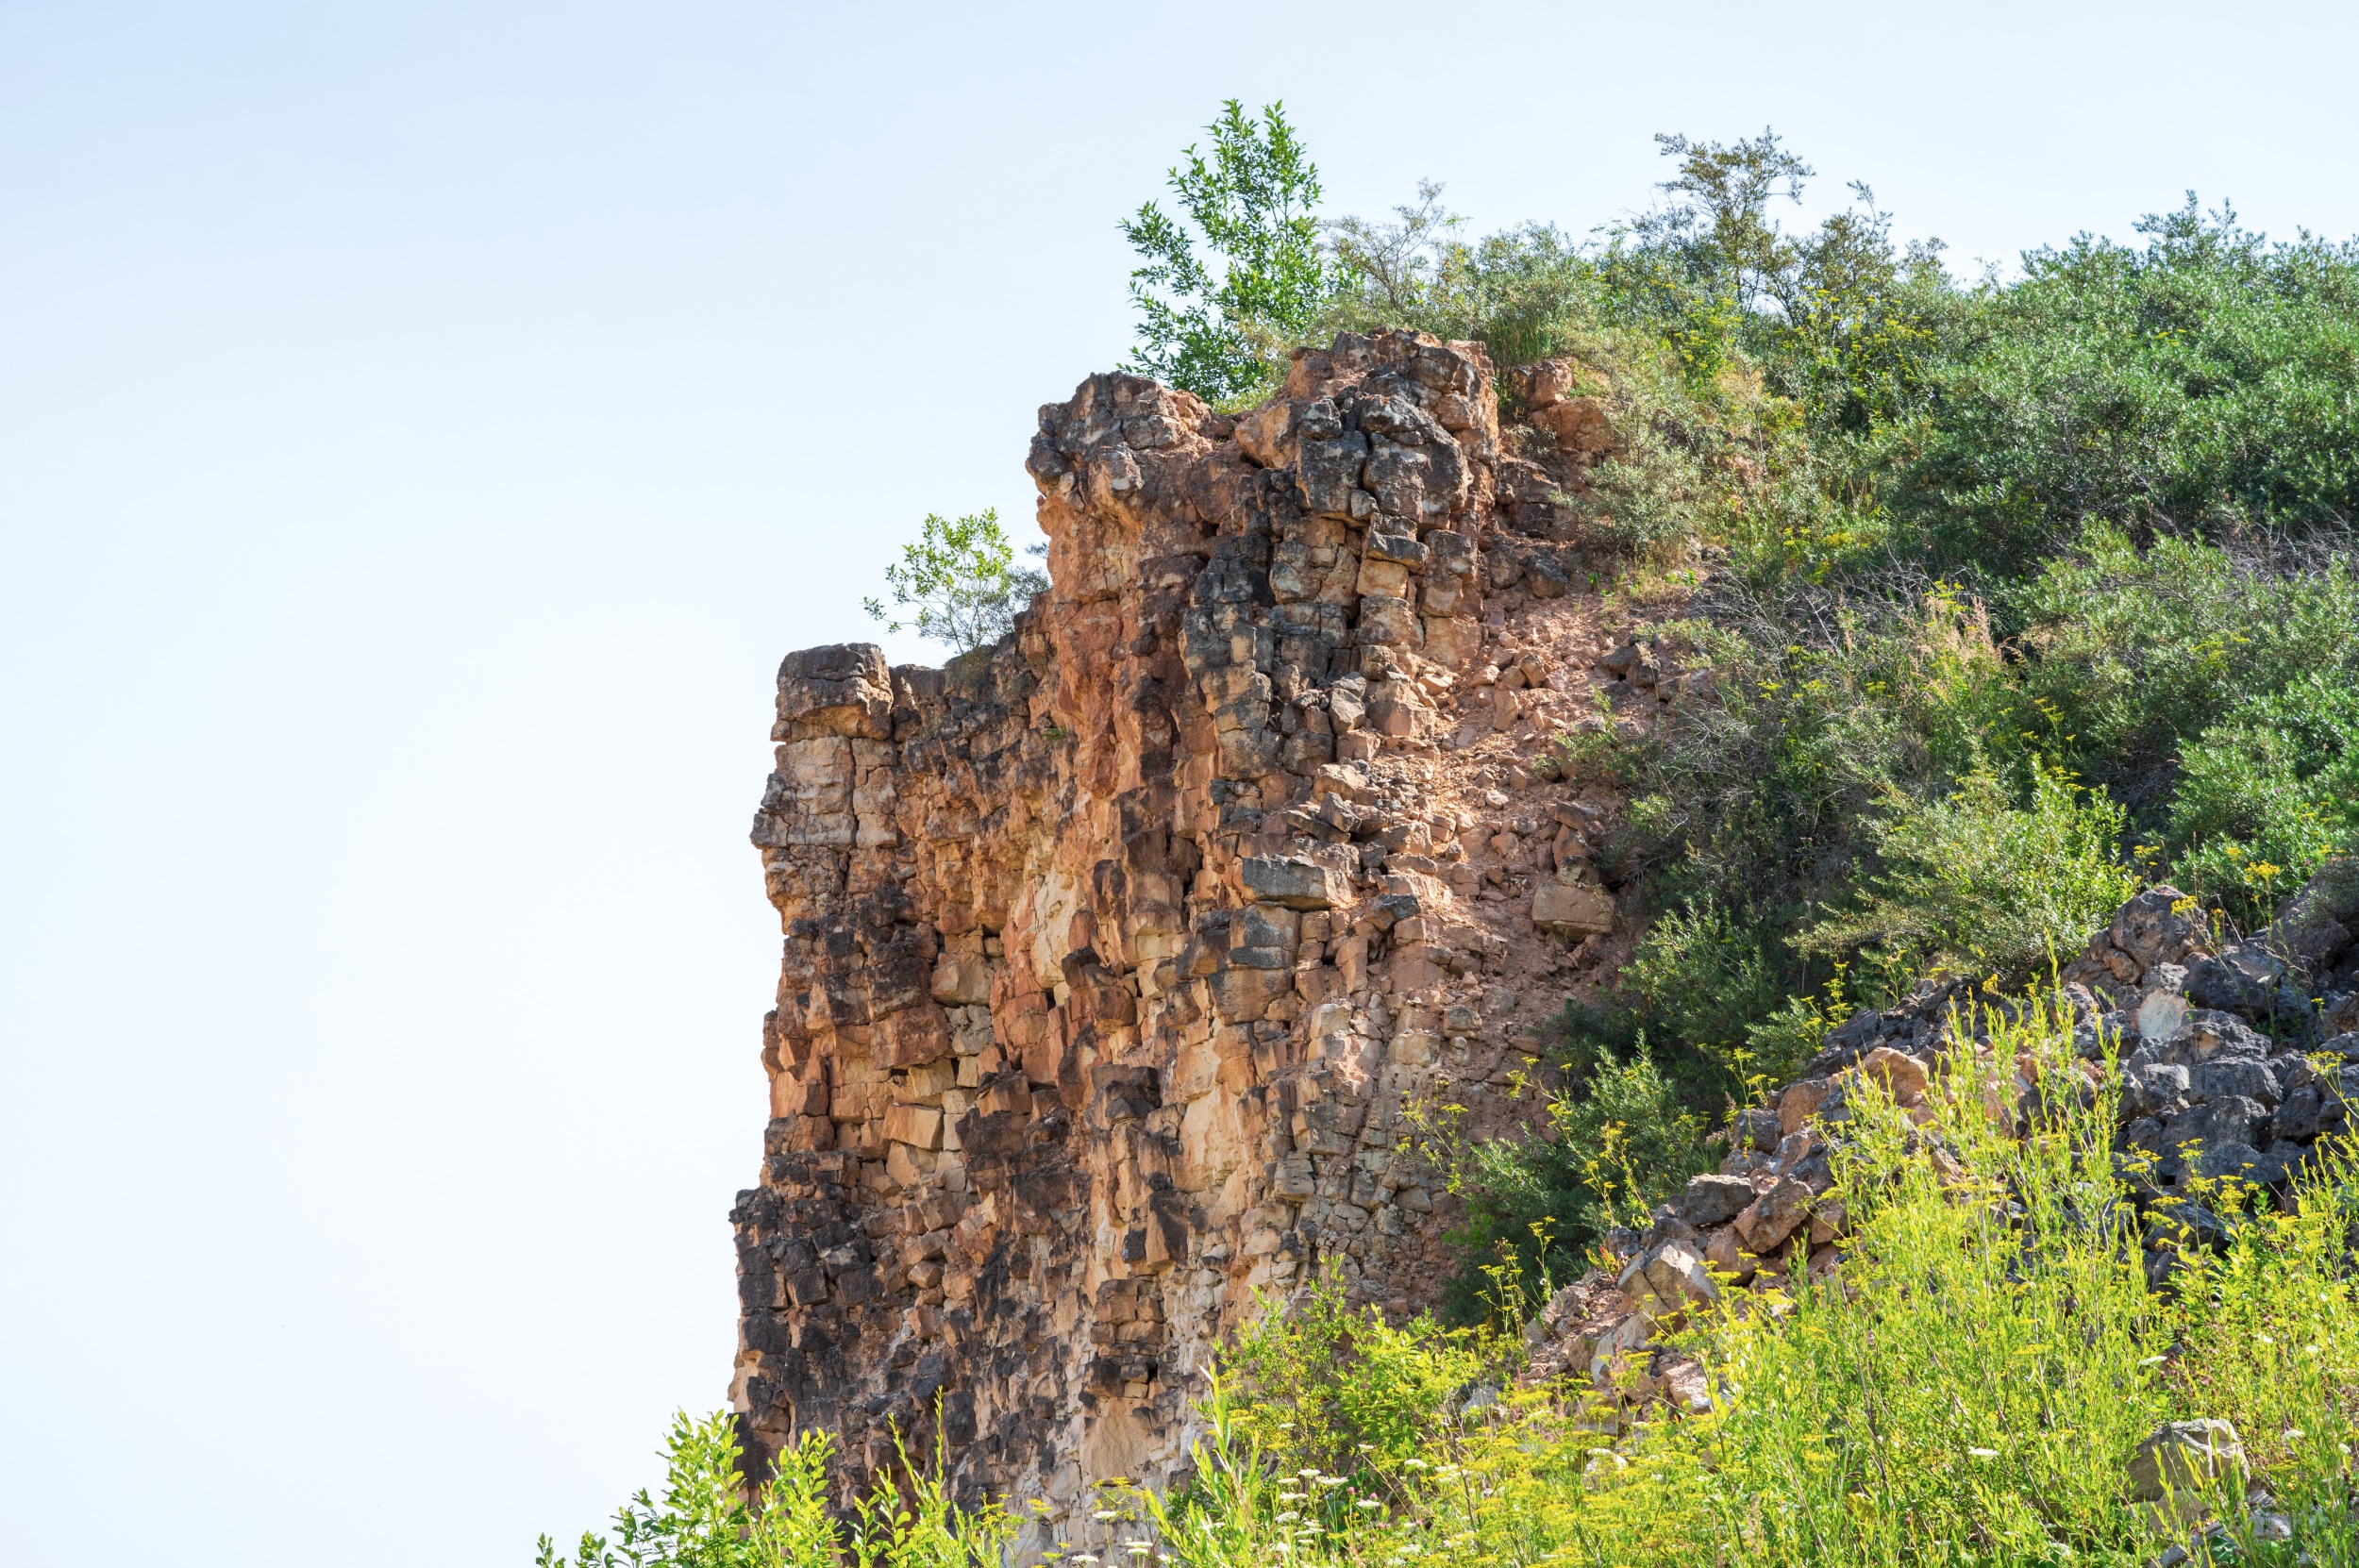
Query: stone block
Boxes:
[
  {"xmin": 1532, "ymin": 881, "xmax": 1614, "ymax": 936},
  {"xmin": 1355, "ymin": 596, "xmax": 1421, "ymax": 646},
  {"xmin": 2129, "ymin": 1420, "xmax": 2245, "ymax": 1503},
  {"xmin": 1242, "ymin": 856, "xmax": 1346, "ymax": 909},
  {"xmin": 1674, "ymin": 1174, "xmax": 1755, "ymax": 1228},
  {"xmin": 1531, "ymin": 396, "xmax": 1617, "ymax": 459},
  {"xmin": 775, "ymin": 642, "xmax": 893, "ymax": 740},
  {"xmin": 1421, "ymin": 615, "xmax": 1481, "ymax": 668},
  {"xmin": 1734, "ymin": 1176, "xmax": 1814, "ymax": 1253},
  {"xmin": 1849, "ymin": 1046, "xmax": 1928, "ymax": 1107},
  {"xmin": 929, "ymin": 955, "xmax": 992, "ymax": 1006},
  {"xmin": 882, "ymin": 1103, "xmax": 943, "ymax": 1151},
  {"xmin": 1364, "ymin": 527, "xmax": 1427, "ymax": 565},
  {"xmin": 1778, "ymin": 1077, "xmax": 1832, "ymax": 1137},
  {"xmin": 1356, "ymin": 558, "xmax": 1411, "ymax": 599},
  {"xmin": 1233, "ymin": 398, "xmax": 1296, "ymax": 470}
]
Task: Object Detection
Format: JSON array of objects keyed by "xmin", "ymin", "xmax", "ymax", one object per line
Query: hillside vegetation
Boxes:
[{"xmin": 1278, "ymin": 124, "xmax": 2359, "ymax": 1293}]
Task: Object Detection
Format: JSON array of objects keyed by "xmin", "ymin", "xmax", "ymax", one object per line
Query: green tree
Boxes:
[
  {"xmin": 1637, "ymin": 128, "xmax": 1814, "ymax": 315},
  {"xmin": 862, "ymin": 509, "xmax": 1046, "ymax": 655},
  {"xmin": 1121, "ymin": 99, "xmax": 1331, "ymax": 407}
]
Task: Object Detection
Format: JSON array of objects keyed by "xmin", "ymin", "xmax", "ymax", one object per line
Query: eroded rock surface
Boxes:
[{"xmin": 728, "ymin": 332, "xmax": 1665, "ymax": 1539}]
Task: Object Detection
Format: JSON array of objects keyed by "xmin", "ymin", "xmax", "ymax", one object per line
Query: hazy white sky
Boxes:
[{"xmin": 5, "ymin": 2, "xmax": 2356, "ymax": 1562}]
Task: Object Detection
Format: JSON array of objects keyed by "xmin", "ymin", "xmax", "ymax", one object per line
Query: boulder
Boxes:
[
  {"xmin": 1849, "ymin": 1045, "xmax": 1928, "ymax": 1107},
  {"xmin": 1532, "ymin": 880, "xmax": 1614, "ymax": 936},
  {"xmin": 2129, "ymin": 1420, "xmax": 2245, "ymax": 1504},
  {"xmin": 1674, "ymin": 1173, "xmax": 1756, "ymax": 1228}
]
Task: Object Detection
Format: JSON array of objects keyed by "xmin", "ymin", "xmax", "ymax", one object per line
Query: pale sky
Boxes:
[{"xmin": 6, "ymin": 3, "xmax": 2356, "ymax": 1562}]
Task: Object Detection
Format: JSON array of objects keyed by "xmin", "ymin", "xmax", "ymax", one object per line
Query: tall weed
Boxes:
[{"xmin": 536, "ymin": 1413, "xmax": 1016, "ymax": 1568}]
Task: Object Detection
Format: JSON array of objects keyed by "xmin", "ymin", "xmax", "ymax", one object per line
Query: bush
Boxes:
[
  {"xmin": 535, "ymin": 1411, "xmax": 1015, "ymax": 1567},
  {"xmin": 1321, "ymin": 184, "xmax": 1604, "ymax": 371},
  {"xmin": 1413, "ymin": 1039, "xmax": 1712, "ymax": 1319},
  {"xmin": 862, "ymin": 509, "xmax": 1047, "ymax": 655},
  {"xmin": 1797, "ymin": 759, "xmax": 2141, "ymax": 994},
  {"xmin": 2003, "ymin": 526, "xmax": 2359, "ymax": 812},
  {"xmin": 1888, "ymin": 199, "xmax": 2359, "ymax": 575},
  {"xmin": 1613, "ymin": 895, "xmax": 1782, "ymax": 1068},
  {"xmin": 2170, "ymin": 670, "xmax": 2359, "ymax": 930},
  {"xmin": 1221, "ymin": 1268, "xmax": 1487, "ymax": 1475}
]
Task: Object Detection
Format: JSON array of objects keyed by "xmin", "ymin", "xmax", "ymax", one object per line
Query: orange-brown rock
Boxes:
[{"xmin": 728, "ymin": 332, "xmax": 1649, "ymax": 1545}]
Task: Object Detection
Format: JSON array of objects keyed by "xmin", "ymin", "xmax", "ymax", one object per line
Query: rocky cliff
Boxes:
[{"xmin": 727, "ymin": 332, "xmax": 1655, "ymax": 1541}]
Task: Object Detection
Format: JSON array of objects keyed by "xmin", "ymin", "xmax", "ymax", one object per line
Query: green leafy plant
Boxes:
[
  {"xmin": 1799, "ymin": 759, "xmax": 2140, "ymax": 992},
  {"xmin": 1121, "ymin": 100, "xmax": 1330, "ymax": 407},
  {"xmin": 1888, "ymin": 197, "xmax": 2359, "ymax": 574},
  {"xmin": 862, "ymin": 509, "xmax": 1046, "ymax": 655},
  {"xmin": 1223, "ymin": 1267, "xmax": 1489, "ymax": 1476},
  {"xmin": 1112, "ymin": 993, "xmax": 2359, "ymax": 1567},
  {"xmin": 2170, "ymin": 670, "xmax": 2359, "ymax": 929},
  {"xmin": 536, "ymin": 1410, "xmax": 1015, "ymax": 1568},
  {"xmin": 1412, "ymin": 1038, "xmax": 1712, "ymax": 1318}
]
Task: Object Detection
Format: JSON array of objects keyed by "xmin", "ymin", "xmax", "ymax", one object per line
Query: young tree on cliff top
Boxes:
[
  {"xmin": 862, "ymin": 509, "xmax": 1046, "ymax": 656},
  {"xmin": 1121, "ymin": 99, "xmax": 1331, "ymax": 408}
]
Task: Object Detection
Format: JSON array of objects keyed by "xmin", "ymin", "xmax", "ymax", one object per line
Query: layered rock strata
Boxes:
[{"xmin": 728, "ymin": 333, "xmax": 1643, "ymax": 1538}]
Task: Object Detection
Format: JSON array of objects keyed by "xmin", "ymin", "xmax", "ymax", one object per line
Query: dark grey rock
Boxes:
[{"xmin": 1675, "ymin": 1174, "xmax": 1757, "ymax": 1227}]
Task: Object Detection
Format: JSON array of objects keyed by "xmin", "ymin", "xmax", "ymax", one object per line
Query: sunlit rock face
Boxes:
[{"xmin": 728, "ymin": 331, "xmax": 1649, "ymax": 1542}]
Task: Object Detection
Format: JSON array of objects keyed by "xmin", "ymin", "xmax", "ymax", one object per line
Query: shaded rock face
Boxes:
[{"xmin": 728, "ymin": 333, "xmax": 1623, "ymax": 1534}]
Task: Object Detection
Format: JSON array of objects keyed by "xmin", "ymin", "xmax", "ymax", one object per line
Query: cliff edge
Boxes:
[{"xmin": 728, "ymin": 332, "xmax": 1664, "ymax": 1538}]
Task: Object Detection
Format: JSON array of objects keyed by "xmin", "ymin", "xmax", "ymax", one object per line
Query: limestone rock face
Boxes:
[{"xmin": 728, "ymin": 332, "xmax": 1632, "ymax": 1539}]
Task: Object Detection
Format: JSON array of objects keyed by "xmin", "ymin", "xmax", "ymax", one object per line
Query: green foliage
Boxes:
[
  {"xmin": 1413, "ymin": 1040, "xmax": 1712, "ymax": 1316},
  {"xmin": 1110, "ymin": 994, "xmax": 2359, "ymax": 1566},
  {"xmin": 1891, "ymin": 198, "xmax": 2359, "ymax": 574},
  {"xmin": 1223, "ymin": 1268, "xmax": 1487, "ymax": 1475},
  {"xmin": 1799, "ymin": 759, "xmax": 2141, "ymax": 993},
  {"xmin": 1579, "ymin": 587, "xmax": 2022, "ymax": 994},
  {"xmin": 1322, "ymin": 183, "xmax": 1607, "ymax": 371},
  {"xmin": 1443, "ymin": 141, "xmax": 2359, "ymax": 1297},
  {"xmin": 1633, "ymin": 128, "xmax": 1815, "ymax": 316},
  {"xmin": 2170, "ymin": 671, "xmax": 2359, "ymax": 929},
  {"xmin": 862, "ymin": 509, "xmax": 1046, "ymax": 655},
  {"xmin": 1594, "ymin": 130, "xmax": 1956, "ymax": 426},
  {"xmin": 536, "ymin": 1411, "xmax": 1014, "ymax": 1568},
  {"xmin": 1614, "ymin": 894, "xmax": 1781, "ymax": 1059},
  {"xmin": 1121, "ymin": 100, "xmax": 1330, "ymax": 408},
  {"xmin": 2004, "ymin": 526, "xmax": 2359, "ymax": 809}
]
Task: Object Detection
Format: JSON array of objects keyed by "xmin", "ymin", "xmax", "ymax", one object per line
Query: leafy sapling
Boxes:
[
  {"xmin": 862, "ymin": 509, "xmax": 1047, "ymax": 656},
  {"xmin": 1121, "ymin": 99, "xmax": 1332, "ymax": 408}
]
